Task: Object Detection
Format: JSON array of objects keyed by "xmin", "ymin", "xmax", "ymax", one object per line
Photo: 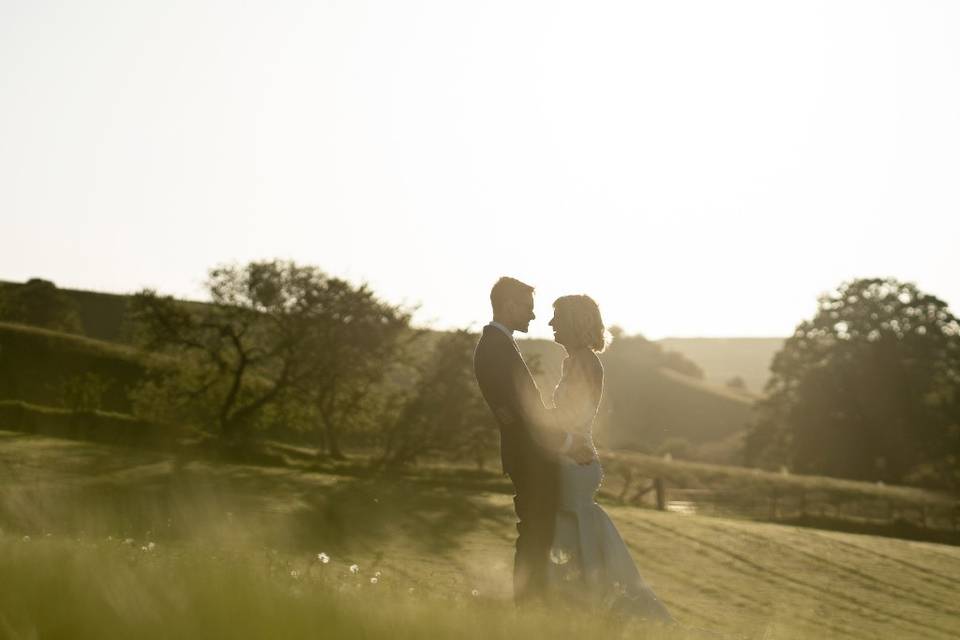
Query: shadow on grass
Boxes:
[
  {"xmin": 0, "ymin": 431, "xmax": 518, "ymax": 561},
  {"xmin": 282, "ymin": 474, "xmax": 515, "ymax": 556},
  {"xmin": 779, "ymin": 514, "xmax": 960, "ymax": 546}
]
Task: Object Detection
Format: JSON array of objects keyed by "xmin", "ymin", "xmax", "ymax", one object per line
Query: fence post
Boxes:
[
  {"xmin": 655, "ymin": 478, "xmax": 666, "ymax": 511},
  {"xmin": 618, "ymin": 467, "xmax": 634, "ymax": 503}
]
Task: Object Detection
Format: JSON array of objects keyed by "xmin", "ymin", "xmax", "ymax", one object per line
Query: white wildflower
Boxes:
[
  {"xmin": 317, "ymin": 553, "xmax": 330, "ymax": 564},
  {"xmin": 349, "ymin": 564, "xmax": 359, "ymax": 574},
  {"xmin": 370, "ymin": 577, "xmax": 378, "ymax": 584},
  {"xmin": 471, "ymin": 589, "xmax": 479, "ymax": 597},
  {"xmin": 549, "ymin": 548, "xmax": 570, "ymax": 565}
]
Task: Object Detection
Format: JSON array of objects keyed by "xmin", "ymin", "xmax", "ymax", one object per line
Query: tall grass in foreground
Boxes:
[
  {"xmin": 0, "ymin": 534, "xmax": 701, "ymax": 640},
  {"xmin": 4, "ymin": 432, "xmax": 958, "ymax": 639}
]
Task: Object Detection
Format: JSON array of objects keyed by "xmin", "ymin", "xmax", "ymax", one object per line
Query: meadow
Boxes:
[
  {"xmin": 599, "ymin": 450, "xmax": 960, "ymax": 543},
  {"xmin": 1, "ymin": 430, "xmax": 958, "ymax": 639}
]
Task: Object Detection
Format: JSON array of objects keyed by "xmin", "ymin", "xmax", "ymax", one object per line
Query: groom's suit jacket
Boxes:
[{"xmin": 473, "ymin": 325, "xmax": 561, "ymax": 499}]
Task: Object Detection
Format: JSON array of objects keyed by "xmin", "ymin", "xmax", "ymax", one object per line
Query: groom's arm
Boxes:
[{"xmin": 478, "ymin": 336, "xmax": 595, "ymax": 464}]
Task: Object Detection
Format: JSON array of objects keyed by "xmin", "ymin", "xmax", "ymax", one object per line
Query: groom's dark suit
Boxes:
[{"xmin": 474, "ymin": 324, "xmax": 564, "ymax": 605}]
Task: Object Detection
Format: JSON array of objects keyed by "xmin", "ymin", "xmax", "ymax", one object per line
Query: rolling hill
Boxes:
[
  {"xmin": 0, "ymin": 321, "xmax": 155, "ymax": 413},
  {"xmin": 0, "ymin": 279, "xmax": 136, "ymax": 343},
  {"xmin": 519, "ymin": 338, "xmax": 757, "ymax": 462},
  {"xmin": 657, "ymin": 337, "xmax": 786, "ymax": 394},
  {"xmin": 1, "ymin": 279, "xmax": 763, "ymax": 464}
]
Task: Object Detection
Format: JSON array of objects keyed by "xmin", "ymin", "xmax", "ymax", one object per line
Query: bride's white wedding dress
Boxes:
[{"xmin": 547, "ymin": 348, "xmax": 673, "ymax": 622}]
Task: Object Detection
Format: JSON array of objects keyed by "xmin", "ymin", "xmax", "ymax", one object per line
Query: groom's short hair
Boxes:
[{"xmin": 490, "ymin": 276, "xmax": 535, "ymax": 313}]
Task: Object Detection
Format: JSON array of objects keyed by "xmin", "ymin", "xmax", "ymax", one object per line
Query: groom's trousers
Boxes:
[{"xmin": 511, "ymin": 477, "xmax": 557, "ymax": 606}]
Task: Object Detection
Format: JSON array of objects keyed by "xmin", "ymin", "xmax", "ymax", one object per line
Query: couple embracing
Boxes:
[{"xmin": 473, "ymin": 277, "xmax": 673, "ymax": 622}]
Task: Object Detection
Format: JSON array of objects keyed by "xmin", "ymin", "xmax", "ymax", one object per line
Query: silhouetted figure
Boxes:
[
  {"xmin": 546, "ymin": 295, "xmax": 672, "ymax": 622},
  {"xmin": 473, "ymin": 277, "xmax": 594, "ymax": 605}
]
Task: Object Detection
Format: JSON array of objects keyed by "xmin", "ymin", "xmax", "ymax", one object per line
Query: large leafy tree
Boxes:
[
  {"xmin": 289, "ymin": 275, "xmax": 414, "ymax": 459},
  {"xmin": 130, "ymin": 260, "xmax": 411, "ymax": 451},
  {"xmin": 745, "ymin": 278, "xmax": 960, "ymax": 489},
  {"xmin": 377, "ymin": 330, "xmax": 496, "ymax": 468}
]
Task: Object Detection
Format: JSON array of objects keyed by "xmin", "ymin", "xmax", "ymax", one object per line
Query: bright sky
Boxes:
[{"xmin": 2, "ymin": 1, "xmax": 958, "ymax": 339}]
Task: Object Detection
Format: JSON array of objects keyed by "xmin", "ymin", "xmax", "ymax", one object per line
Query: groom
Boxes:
[{"xmin": 473, "ymin": 276, "xmax": 595, "ymax": 605}]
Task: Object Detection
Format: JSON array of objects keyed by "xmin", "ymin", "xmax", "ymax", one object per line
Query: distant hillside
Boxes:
[
  {"xmin": 518, "ymin": 338, "xmax": 757, "ymax": 463},
  {"xmin": 657, "ymin": 337, "xmax": 785, "ymax": 394},
  {"xmin": 0, "ymin": 280, "xmax": 137, "ymax": 343},
  {"xmin": 0, "ymin": 321, "xmax": 155, "ymax": 413}
]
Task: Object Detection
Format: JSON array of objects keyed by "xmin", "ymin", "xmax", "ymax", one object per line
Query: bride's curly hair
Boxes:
[{"xmin": 553, "ymin": 294, "xmax": 612, "ymax": 353}]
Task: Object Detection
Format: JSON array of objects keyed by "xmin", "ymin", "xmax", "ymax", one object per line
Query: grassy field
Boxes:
[
  {"xmin": 1, "ymin": 431, "xmax": 958, "ymax": 639},
  {"xmin": 600, "ymin": 449, "xmax": 960, "ymax": 541}
]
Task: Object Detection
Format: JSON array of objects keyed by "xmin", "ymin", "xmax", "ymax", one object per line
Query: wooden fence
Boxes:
[{"xmin": 600, "ymin": 450, "xmax": 960, "ymax": 544}]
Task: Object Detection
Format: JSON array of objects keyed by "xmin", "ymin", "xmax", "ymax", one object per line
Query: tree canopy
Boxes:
[
  {"xmin": 745, "ymin": 278, "xmax": 960, "ymax": 490},
  {"xmin": 129, "ymin": 260, "xmax": 411, "ymax": 449}
]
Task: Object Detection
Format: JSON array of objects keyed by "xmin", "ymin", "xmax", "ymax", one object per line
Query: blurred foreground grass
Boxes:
[
  {"xmin": 0, "ymin": 533, "xmax": 690, "ymax": 640},
  {"xmin": 1, "ymin": 431, "xmax": 959, "ymax": 639}
]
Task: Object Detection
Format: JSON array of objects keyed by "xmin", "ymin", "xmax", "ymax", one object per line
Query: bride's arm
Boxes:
[
  {"xmin": 548, "ymin": 356, "xmax": 601, "ymax": 433},
  {"xmin": 527, "ymin": 412, "xmax": 595, "ymax": 463},
  {"xmin": 531, "ymin": 357, "xmax": 599, "ymax": 460}
]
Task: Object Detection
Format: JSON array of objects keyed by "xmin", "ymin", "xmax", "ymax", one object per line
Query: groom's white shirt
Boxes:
[
  {"xmin": 490, "ymin": 320, "xmax": 514, "ymax": 340},
  {"xmin": 489, "ymin": 320, "xmax": 573, "ymax": 453}
]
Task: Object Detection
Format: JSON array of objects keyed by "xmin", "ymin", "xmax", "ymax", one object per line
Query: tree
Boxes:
[
  {"xmin": 0, "ymin": 278, "xmax": 83, "ymax": 333},
  {"xmin": 377, "ymin": 330, "xmax": 497, "ymax": 468},
  {"xmin": 745, "ymin": 278, "xmax": 960, "ymax": 489},
  {"xmin": 726, "ymin": 376, "xmax": 748, "ymax": 392},
  {"xmin": 290, "ymin": 276, "xmax": 414, "ymax": 459},
  {"xmin": 130, "ymin": 260, "xmax": 411, "ymax": 448}
]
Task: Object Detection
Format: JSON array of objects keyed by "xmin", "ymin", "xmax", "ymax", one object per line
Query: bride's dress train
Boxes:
[{"xmin": 546, "ymin": 350, "xmax": 673, "ymax": 623}]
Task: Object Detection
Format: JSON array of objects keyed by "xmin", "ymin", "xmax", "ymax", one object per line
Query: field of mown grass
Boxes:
[
  {"xmin": 600, "ymin": 450, "xmax": 960, "ymax": 540},
  {"xmin": 0, "ymin": 430, "xmax": 958, "ymax": 639}
]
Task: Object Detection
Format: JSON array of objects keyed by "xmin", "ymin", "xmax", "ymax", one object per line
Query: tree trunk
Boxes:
[
  {"xmin": 315, "ymin": 426, "xmax": 327, "ymax": 457},
  {"xmin": 325, "ymin": 421, "xmax": 345, "ymax": 460},
  {"xmin": 219, "ymin": 339, "xmax": 249, "ymax": 438}
]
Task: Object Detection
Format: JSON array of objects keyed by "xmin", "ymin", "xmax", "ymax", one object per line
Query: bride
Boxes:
[{"xmin": 545, "ymin": 294, "xmax": 673, "ymax": 622}]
